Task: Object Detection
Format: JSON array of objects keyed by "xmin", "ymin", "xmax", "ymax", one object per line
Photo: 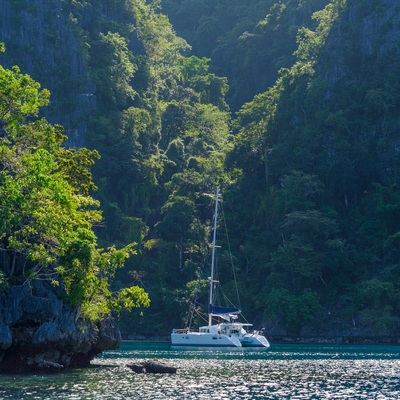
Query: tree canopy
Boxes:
[{"xmin": 0, "ymin": 47, "xmax": 149, "ymax": 322}]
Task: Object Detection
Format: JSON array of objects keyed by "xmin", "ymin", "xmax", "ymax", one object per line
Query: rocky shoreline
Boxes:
[{"xmin": 0, "ymin": 281, "xmax": 121, "ymax": 374}]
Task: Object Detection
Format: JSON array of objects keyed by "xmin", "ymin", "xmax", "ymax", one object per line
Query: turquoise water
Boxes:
[{"xmin": 1, "ymin": 342, "xmax": 400, "ymax": 399}]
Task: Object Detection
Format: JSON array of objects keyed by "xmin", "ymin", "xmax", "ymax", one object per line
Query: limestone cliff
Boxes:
[
  {"xmin": 0, "ymin": 280, "xmax": 121, "ymax": 373},
  {"xmin": 0, "ymin": 0, "xmax": 95, "ymax": 148}
]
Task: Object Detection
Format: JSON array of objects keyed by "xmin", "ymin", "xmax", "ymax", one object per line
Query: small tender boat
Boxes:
[{"xmin": 171, "ymin": 187, "xmax": 270, "ymax": 348}]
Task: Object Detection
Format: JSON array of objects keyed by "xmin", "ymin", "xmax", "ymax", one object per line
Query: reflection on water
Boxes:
[{"xmin": 0, "ymin": 342, "xmax": 400, "ymax": 399}]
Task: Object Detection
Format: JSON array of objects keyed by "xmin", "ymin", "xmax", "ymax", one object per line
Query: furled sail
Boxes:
[{"xmin": 209, "ymin": 305, "xmax": 241, "ymax": 315}]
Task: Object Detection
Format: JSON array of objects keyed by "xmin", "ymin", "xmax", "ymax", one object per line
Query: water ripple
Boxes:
[{"xmin": 0, "ymin": 343, "xmax": 400, "ymax": 399}]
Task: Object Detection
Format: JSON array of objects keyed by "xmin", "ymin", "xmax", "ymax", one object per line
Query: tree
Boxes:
[
  {"xmin": 265, "ymin": 288, "xmax": 322, "ymax": 335},
  {"xmin": 0, "ymin": 50, "xmax": 149, "ymax": 321},
  {"xmin": 279, "ymin": 170, "xmax": 324, "ymax": 212},
  {"xmin": 90, "ymin": 31, "xmax": 137, "ymax": 110},
  {"xmin": 351, "ymin": 279, "xmax": 399, "ymax": 335}
]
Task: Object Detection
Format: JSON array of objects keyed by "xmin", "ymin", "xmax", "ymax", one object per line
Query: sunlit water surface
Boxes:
[{"xmin": 1, "ymin": 342, "xmax": 400, "ymax": 399}]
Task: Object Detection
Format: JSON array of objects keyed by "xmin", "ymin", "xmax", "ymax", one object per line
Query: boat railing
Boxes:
[
  {"xmin": 244, "ymin": 329, "xmax": 264, "ymax": 336},
  {"xmin": 172, "ymin": 328, "xmax": 198, "ymax": 334}
]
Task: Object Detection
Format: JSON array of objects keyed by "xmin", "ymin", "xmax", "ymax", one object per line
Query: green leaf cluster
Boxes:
[{"xmin": 0, "ymin": 54, "xmax": 149, "ymax": 322}]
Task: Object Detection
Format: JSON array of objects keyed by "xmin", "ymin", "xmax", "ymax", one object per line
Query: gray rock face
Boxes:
[
  {"xmin": 318, "ymin": 0, "xmax": 400, "ymax": 85},
  {"xmin": 0, "ymin": 281, "xmax": 121, "ymax": 373},
  {"xmin": 0, "ymin": 0, "xmax": 95, "ymax": 149}
]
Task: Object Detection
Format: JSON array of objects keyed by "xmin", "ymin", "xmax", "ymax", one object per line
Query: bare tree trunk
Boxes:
[
  {"xmin": 10, "ymin": 251, "xmax": 16, "ymax": 277},
  {"xmin": 264, "ymin": 146, "xmax": 268, "ymax": 186},
  {"xmin": 179, "ymin": 236, "xmax": 183, "ymax": 271}
]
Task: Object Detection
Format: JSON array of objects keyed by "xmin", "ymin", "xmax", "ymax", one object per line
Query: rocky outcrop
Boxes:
[
  {"xmin": 0, "ymin": 281, "xmax": 121, "ymax": 374},
  {"xmin": 127, "ymin": 360, "xmax": 177, "ymax": 374}
]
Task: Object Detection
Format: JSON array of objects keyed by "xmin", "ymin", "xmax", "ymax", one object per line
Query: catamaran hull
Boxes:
[
  {"xmin": 240, "ymin": 334, "xmax": 270, "ymax": 348},
  {"xmin": 171, "ymin": 332, "xmax": 242, "ymax": 347}
]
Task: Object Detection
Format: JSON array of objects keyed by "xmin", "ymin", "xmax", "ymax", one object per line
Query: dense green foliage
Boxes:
[
  {"xmin": 162, "ymin": 0, "xmax": 330, "ymax": 111},
  {"xmin": 52, "ymin": 0, "xmax": 234, "ymax": 335},
  {"xmin": 0, "ymin": 45, "xmax": 149, "ymax": 321},
  {"xmin": 1, "ymin": 0, "xmax": 400, "ymax": 338},
  {"xmin": 224, "ymin": 0, "xmax": 400, "ymax": 335}
]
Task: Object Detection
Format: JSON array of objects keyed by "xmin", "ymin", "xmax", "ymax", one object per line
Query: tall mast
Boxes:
[{"xmin": 209, "ymin": 186, "xmax": 219, "ymax": 325}]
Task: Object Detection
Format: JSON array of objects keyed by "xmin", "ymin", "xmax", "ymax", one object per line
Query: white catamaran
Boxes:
[{"xmin": 171, "ymin": 187, "xmax": 270, "ymax": 348}]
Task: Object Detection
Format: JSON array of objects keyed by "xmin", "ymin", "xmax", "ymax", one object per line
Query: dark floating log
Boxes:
[{"xmin": 127, "ymin": 360, "xmax": 177, "ymax": 374}]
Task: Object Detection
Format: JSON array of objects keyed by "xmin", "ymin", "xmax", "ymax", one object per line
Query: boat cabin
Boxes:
[{"xmin": 198, "ymin": 323, "xmax": 253, "ymax": 335}]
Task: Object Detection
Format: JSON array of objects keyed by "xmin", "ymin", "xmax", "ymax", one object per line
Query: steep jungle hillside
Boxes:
[
  {"xmin": 162, "ymin": 0, "xmax": 331, "ymax": 111},
  {"xmin": 0, "ymin": 0, "xmax": 234, "ymax": 338},
  {"xmin": 1, "ymin": 0, "xmax": 400, "ymax": 341},
  {"xmin": 226, "ymin": 0, "xmax": 400, "ymax": 337}
]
